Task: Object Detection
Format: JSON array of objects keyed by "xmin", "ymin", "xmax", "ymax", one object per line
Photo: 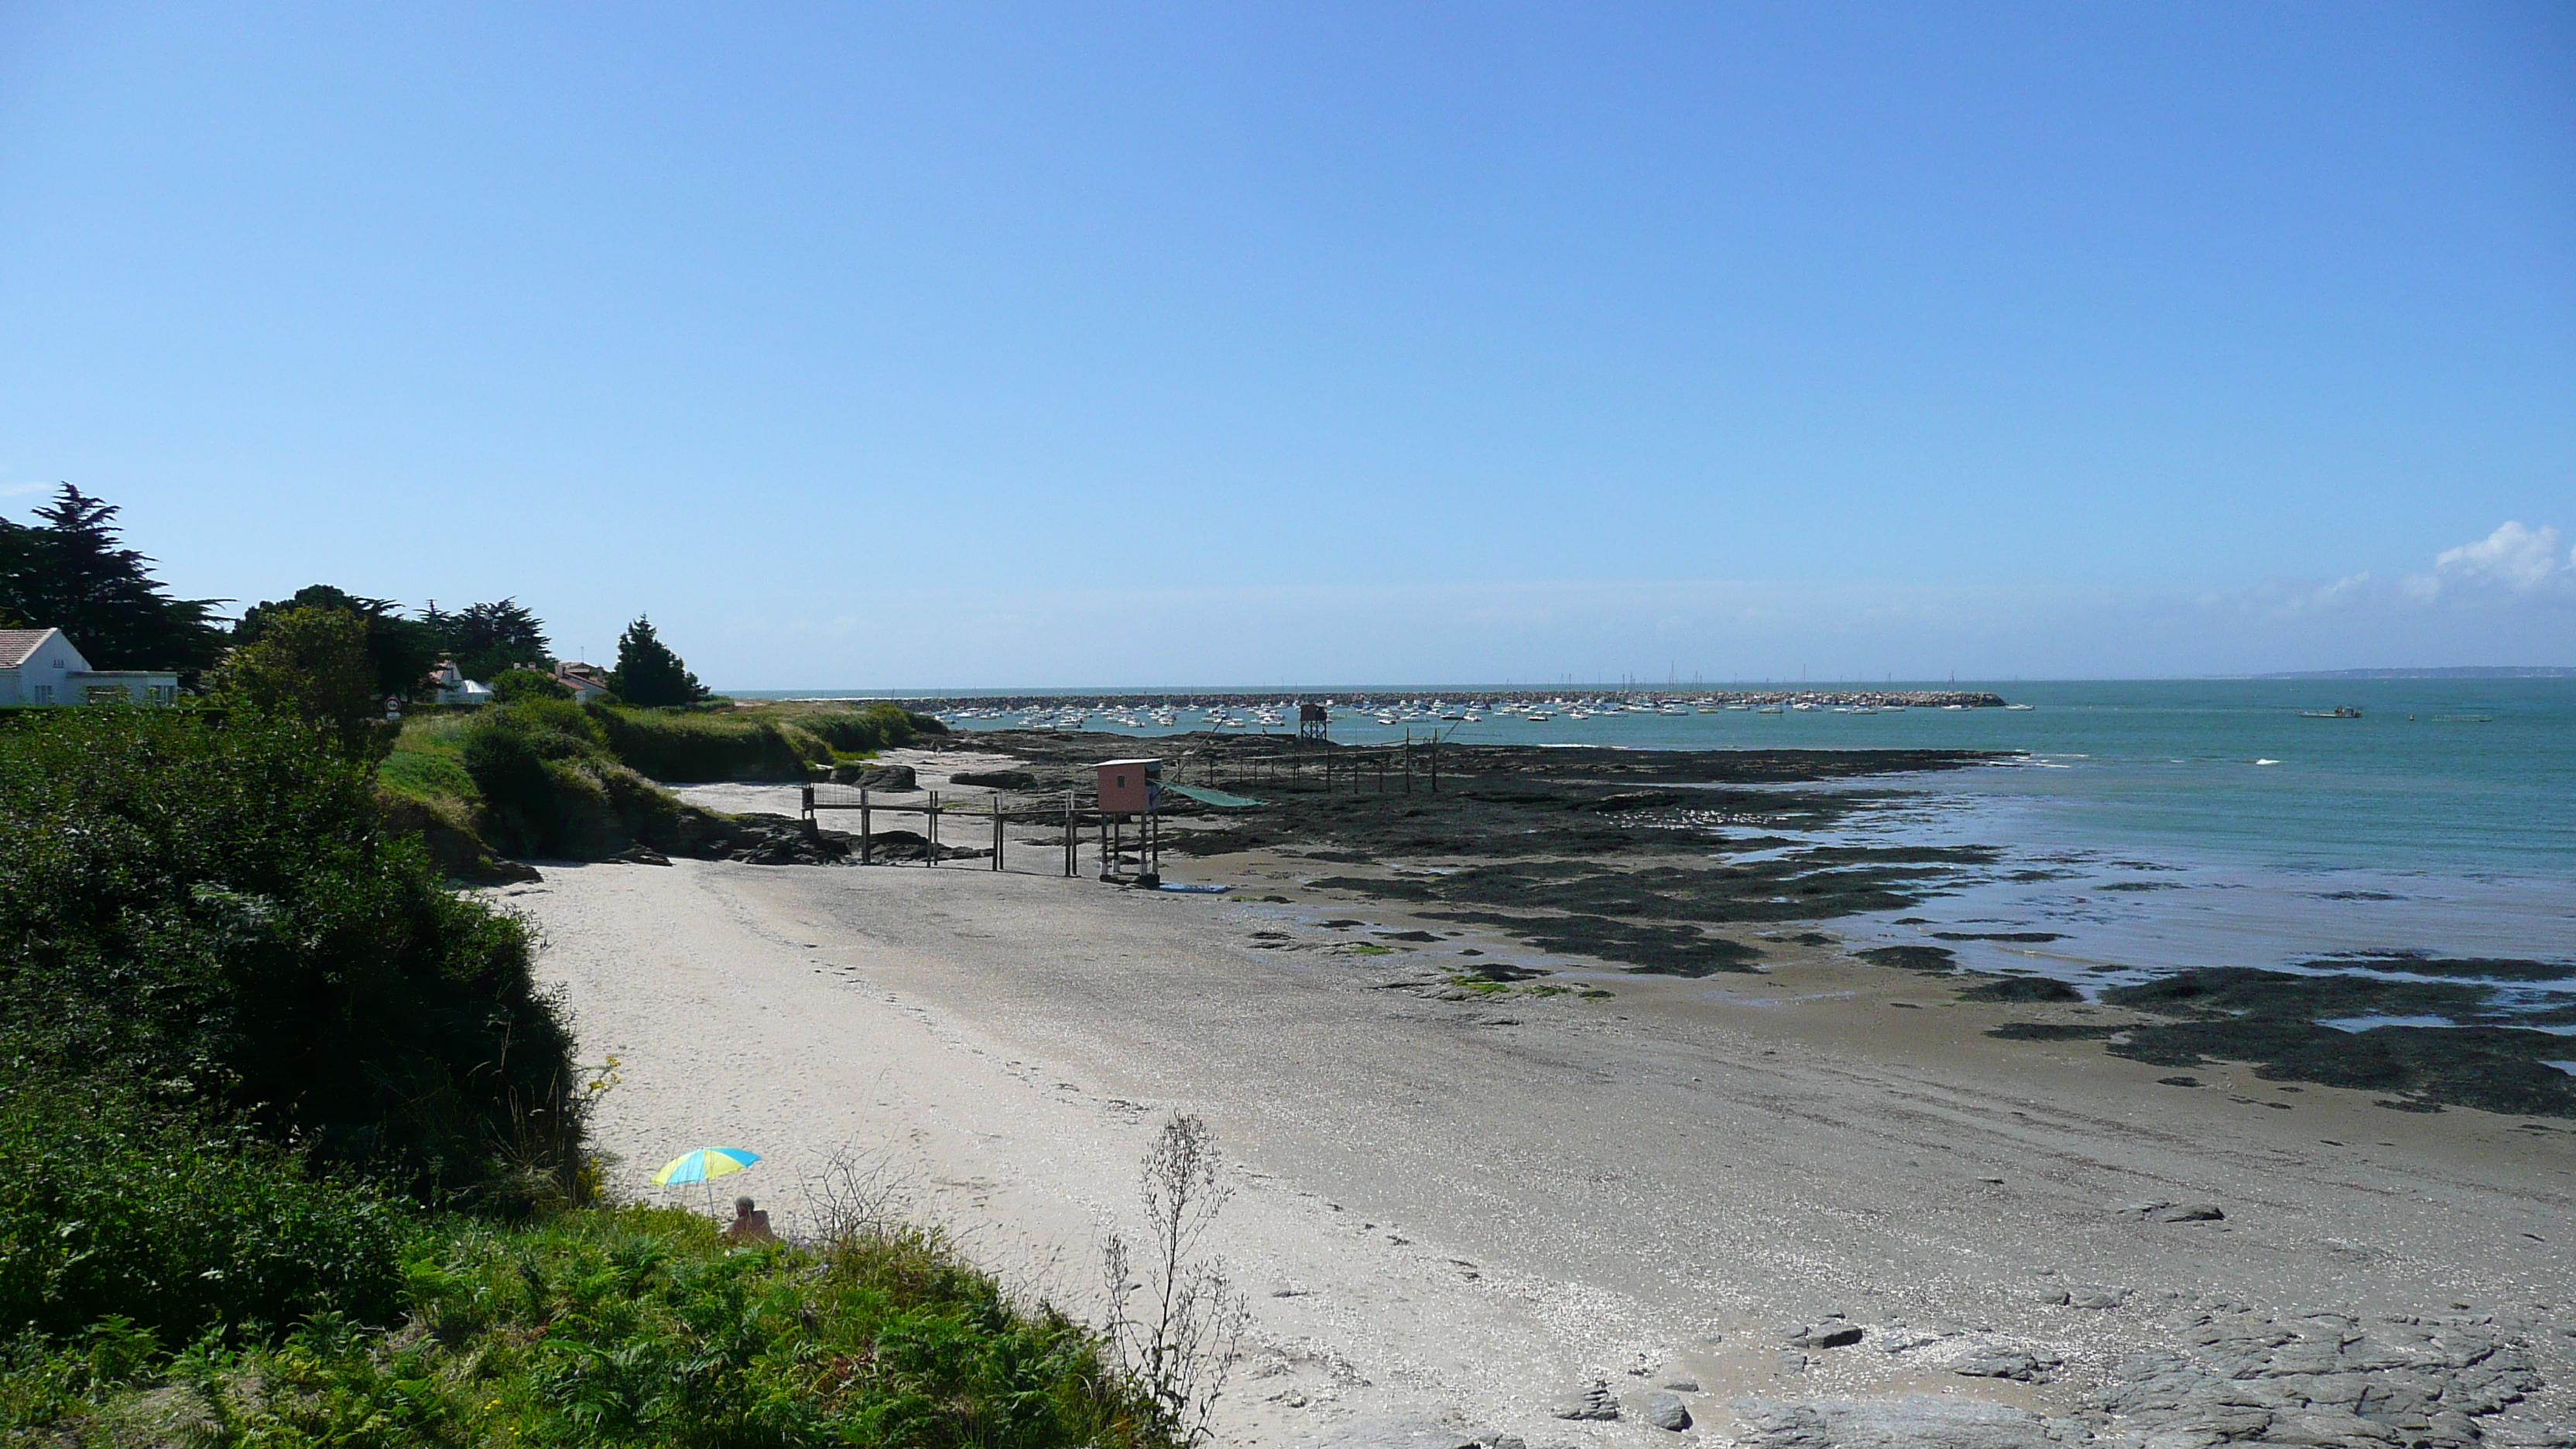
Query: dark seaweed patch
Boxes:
[
  {"xmin": 2104, "ymin": 968, "xmax": 2493, "ymax": 1019},
  {"xmin": 1930, "ymin": 930, "xmax": 2065, "ymax": 943},
  {"xmin": 1986, "ymin": 1023, "xmax": 2120, "ymax": 1041},
  {"xmin": 1856, "ymin": 945, "xmax": 1958, "ymax": 973},
  {"xmin": 1306, "ymin": 852, "xmax": 1970, "ymax": 925},
  {"xmin": 1458, "ymin": 962, "xmax": 1550, "ymax": 983},
  {"xmin": 2301, "ymin": 952, "xmax": 2575, "ymax": 983},
  {"xmin": 2089, "ymin": 968, "xmax": 2576, "ymax": 1117},
  {"xmin": 1423, "ymin": 909, "xmax": 1763, "ymax": 977},
  {"xmin": 1956, "ymin": 976, "xmax": 2084, "ymax": 1003}
]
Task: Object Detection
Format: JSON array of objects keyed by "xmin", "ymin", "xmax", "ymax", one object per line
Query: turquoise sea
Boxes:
[{"xmin": 761, "ymin": 680, "xmax": 2576, "ymax": 994}]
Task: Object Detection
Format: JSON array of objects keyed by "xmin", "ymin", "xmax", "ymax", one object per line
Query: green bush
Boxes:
[
  {"xmin": 490, "ymin": 667, "xmax": 573, "ymax": 703},
  {"xmin": 375, "ymin": 739, "xmax": 480, "ymax": 808},
  {"xmin": 0, "ymin": 707, "xmax": 582, "ymax": 1204},
  {"xmin": 457, "ymin": 700, "xmax": 681, "ymax": 857},
  {"xmin": 590, "ymin": 706, "xmax": 830, "ymax": 783},
  {"xmin": 0, "ymin": 1083, "xmax": 406, "ymax": 1350},
  {"xmin": 212, "ymin": 605, "xmax": 395, "ymax": 762},
  {"xmin": 798, "ymin": 701, "xmax": 944, "ymax": 753},
  {"xmin": 161, "ymin": 1205, "xmax": 1170, "ymax": 1449}
]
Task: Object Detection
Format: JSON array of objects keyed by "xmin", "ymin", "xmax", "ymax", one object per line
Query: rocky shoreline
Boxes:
[
  {"xmin": 1317, "ymin": 1302, "xmax": 2565, "ymax": 1449},
  {"xmin": 915, "ymin": 731, "xmax": 2576, "ymax": 1120},
  {"xmin": 529, "ymin": 742, "xmax": 2576, "ymax": 1449}
]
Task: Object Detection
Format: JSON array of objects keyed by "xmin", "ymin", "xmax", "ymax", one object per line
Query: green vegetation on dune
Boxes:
[
  {"xmin": 0, "ymin": 704, "xmax": 1167, "ymax": 1449},
  {"xmin": 587, "ymin": 706, "xmax": 831, "ymax": 783},
  {"xmin": 0, "ymin": 1084, "xmax": 408, "ymax": 1356},
  {"xmin": 2, "ymin": 489, "xmax": 1155, "ymax": 1445},
  {"xmin": 0, "ymin": 707, "xmax": 579, "ymax": 1204},
  {"xmin": 10, "ymin": 1204, "xmax": 1166, "ymax": 1447},
  {"xmin": 373, "ymin": 699, "xmax": 944, "ymax": 872},
  {"xmin": 457, "ymin": 700, "xmax": 685, "ymax": 858}
]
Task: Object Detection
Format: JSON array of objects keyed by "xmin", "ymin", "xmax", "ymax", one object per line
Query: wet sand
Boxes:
[{"xmin": 500, "ymin": 747, "xmax": 2576, "ymax": 1446}]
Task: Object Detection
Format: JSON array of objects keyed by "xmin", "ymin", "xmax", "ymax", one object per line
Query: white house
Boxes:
[
  {"xmin": 430, "ymin": 658, "xmax": 493, "ymax": 706},
  {"xmin": 0, "ymin": 628, "xmax": 180, "ymax": 706}
]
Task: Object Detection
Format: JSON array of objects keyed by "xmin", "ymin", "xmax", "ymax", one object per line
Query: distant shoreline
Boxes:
[
  {"xmin": 742, "ymin": 687, "xmax": 2010, "ymax": 712},
  {"xmin": 724, "ymin": 670, "xmax": 2574, "ymax": 697},
  {"xmin": 2242, "ymin": 666, "xmax": 2576, "ymax": 680}
]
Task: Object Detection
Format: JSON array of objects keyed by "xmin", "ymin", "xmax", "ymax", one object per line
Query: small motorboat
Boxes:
[{"xmin": 2298, "ymin": 707, "xmax": 2363, "ymax": 719}]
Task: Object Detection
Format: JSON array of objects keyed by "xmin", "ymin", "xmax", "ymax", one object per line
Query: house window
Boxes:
[
  {"xmin": 149, "ymin": 685, "xmax": 176, "ymax": 705},
  {"xmin": 33, "ymin": 685, "xmax": 52, "ymax": 704}
]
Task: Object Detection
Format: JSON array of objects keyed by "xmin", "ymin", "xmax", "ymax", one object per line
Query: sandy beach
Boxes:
[{"xmin": 499, "ymin": 750, "xmax": 2576, "ymax": 1448}]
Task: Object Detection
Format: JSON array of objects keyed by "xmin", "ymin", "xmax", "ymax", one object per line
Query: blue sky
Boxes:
[{"xmin": 2, "ymin": 2, "xmax": 2570, "ymax": 685}]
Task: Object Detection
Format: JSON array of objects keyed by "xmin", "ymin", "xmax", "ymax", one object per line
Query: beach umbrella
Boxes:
[
  {"xmin": 653, "ymin": 1146, "xmax": 761, "ymax": 1186},
  {"xmin": 653, "ymin": 1146, "xmax": 761, "ymax": 1213}
]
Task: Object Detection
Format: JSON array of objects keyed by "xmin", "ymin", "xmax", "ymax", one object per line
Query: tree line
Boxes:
[{"xmin": 0, "ymin": 485, "xmax": 711, "ymax": 707}]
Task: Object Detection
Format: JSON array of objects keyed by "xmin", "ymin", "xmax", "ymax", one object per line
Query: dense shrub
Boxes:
[
  {"xmin": 798, "ymin": 701, "xmax": 945, "ymax": 753},
  {"xmin": 211, "ymin": 605, "xmax": 399, "ymax": 762},
  {"xmin": 234, "ymin": 584, "xmax": 446, "ymax": 702},
  {"xmin": 457, "ymin": 699, "xmax": 682, "ymax": 856},
  {"xmin": 490, "ymin": 666, "xmax": 573, "ymax": 703},
  {"xmin": 0, "ymin": 1083, "xmax": 406, "ymax": 1348},
  {"xmin": 589, "ymin": 706, "xmax": 829, "ymax": 782},
  {"xmin": 375, "ymin": 736, "xmax": 480, "ymax": 807},
  {"xmin": 0, "ymin": 707, "xmax": 581, "ymax": 1204},
  {"xmin": 162, "ymin": 1206, "xmax": 1169, "ymax": 1449}
]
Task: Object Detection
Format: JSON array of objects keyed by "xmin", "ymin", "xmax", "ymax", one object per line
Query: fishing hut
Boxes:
[{"xmin": 1095, "ymin": 758, "xmax": 1162, "ymax": 885}]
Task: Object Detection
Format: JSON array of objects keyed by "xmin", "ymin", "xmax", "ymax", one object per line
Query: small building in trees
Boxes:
[
  {"xmin": 550, "ymin": 660, "xmax": 611, "ymax": 704},
  {"xmin": 0, "ymin": 628, "xmax": 180, "ymax": 706},
  {"xmin": 428, "ymin": 657, "xmax": 494, "ymax": 707}
]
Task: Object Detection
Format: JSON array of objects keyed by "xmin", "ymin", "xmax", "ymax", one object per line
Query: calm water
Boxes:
[{"xmin": 762, "ymin": 679, "xmax": 2576, "ymax": 985}]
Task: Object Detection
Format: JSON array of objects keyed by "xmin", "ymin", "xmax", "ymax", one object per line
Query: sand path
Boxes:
[{"xmin": 502, "ymin": 850, "xmax": 2576, "ymax": 1446}]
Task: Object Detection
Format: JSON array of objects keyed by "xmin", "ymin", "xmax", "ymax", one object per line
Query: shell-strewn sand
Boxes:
[{"xmin": 500, "ymin": 806, "xmax": 2576, "ymax": 1446}]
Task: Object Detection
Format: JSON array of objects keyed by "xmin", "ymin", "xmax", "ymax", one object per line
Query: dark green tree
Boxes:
[
  {"xmin": 428, "ymin": 598, "xmax": 553, "ymax": 683},
  {"xmin": 0, "ymin": 485, "xmax": 227, "ymax": 678},
  {"xmin": 214, "ymin": 605, "xmax": 394, "ymax": 762},
  {"xmin": 605, "ymin": 616, "xmax": 709, "ymax": 707},
  {"xmin": 235, "ymin": 584, "xmax": 445, "ymax": 701}
]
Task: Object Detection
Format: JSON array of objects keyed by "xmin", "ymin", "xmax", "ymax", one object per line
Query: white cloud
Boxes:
[
  {"xmin": 0, "ymin": 481, "xmax": 51, "ymax": 498},
  {"xmin": 2419, "ymin": 520, "xmax": 2569, "ymax": 597}
]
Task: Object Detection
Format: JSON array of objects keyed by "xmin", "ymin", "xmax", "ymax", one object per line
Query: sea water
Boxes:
[{"xmin": 772, "ymin": 679, "xmax": 2576, "ymax": 993}]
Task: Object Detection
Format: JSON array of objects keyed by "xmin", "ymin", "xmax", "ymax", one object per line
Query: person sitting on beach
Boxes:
[{"xmin": 724, "ymin": 1196, "xmax": 775, "ymax": 1242}]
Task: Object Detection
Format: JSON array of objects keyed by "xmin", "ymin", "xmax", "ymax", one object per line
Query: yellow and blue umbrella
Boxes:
[{"xmin": 653, "ymin": 1146, "xmax": 760, "ymax": 1187}]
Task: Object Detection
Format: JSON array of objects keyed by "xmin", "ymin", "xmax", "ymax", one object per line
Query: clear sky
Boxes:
[{"xmin": 3, "ymin": 2, "xmax": 2570, "ymax": 686}]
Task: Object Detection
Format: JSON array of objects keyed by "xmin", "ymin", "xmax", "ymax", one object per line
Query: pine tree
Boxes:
[
  {"xmin": 605, "ymin": 616, "xmax": 709, "ymax": 707},
  {"xmin": 0, "ymin": 485, "xmax": 227, "ymax": 677},
  {"xmin": 433, "ymin": 598, "xmax": 553, "ymax": 683}
]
